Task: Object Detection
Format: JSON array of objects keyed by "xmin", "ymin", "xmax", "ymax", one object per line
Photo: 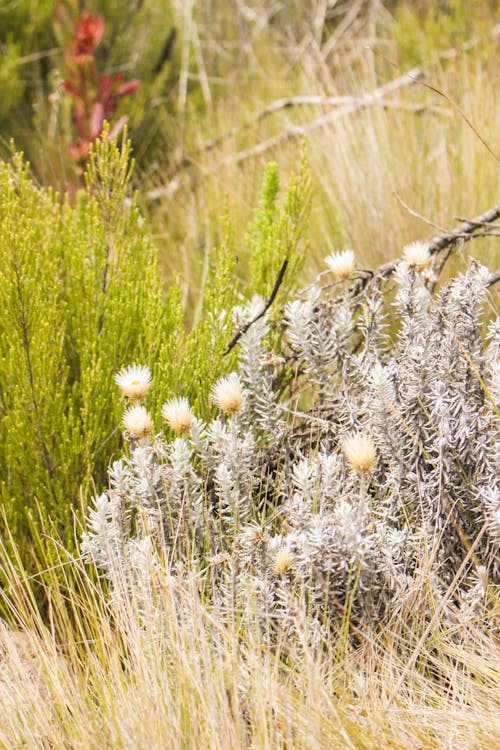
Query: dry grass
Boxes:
[
  {"xmin": 142, "ymin": 1, "xmax": 499, "ymax": 298},
  {"xmin": 0, "ymin": 534, "xmax": 498, "ymax": 749}
]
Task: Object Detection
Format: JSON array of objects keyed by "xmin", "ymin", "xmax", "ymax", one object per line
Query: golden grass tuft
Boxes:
[{"xmin": 0, "ymin": 533, "xmax": 498, "ymax": 749}]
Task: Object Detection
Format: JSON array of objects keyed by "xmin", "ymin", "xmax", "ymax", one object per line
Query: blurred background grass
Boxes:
[{"xmin": 1, "ymin": 0, "xmax": 498, "ymax": 298}]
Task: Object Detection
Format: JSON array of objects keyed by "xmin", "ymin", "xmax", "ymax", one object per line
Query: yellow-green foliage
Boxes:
[
  {"xmin": 0, "ymin": 133, "xmax": 311, "ymax": 560},
  {"xmin": 0, "ymin": 136, "xmax": 168, "ymax": 548},
  {"xmin": 247, "ymin": 153, "xmax": 311, "ymax": 302}
]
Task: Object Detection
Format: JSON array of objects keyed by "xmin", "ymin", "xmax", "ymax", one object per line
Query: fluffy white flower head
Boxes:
[
  {"xmin": 325, "ymin": 249, "xmax": 355, "ymax": 280},
  {"xmin": 122, "ymin": 404, "xmax": 154, "ymax": 438},
  {"xmin": 403, "ymin": 241, "xmax": 431, "ymax": 271},
  {"xmin": 274, "ymin": 547, "xmax": 293, "ymax": 575},
  {"xmin": 161, "ymin": 397, "xmax": 194, "ymax": 434},
  {"xmin": 115, "ymin": 364, "xmax": 152, "ymax": 400},
  {"xmin": 341, "ymin": 432, "xmax": 376, "ymax": 473},
  {"xmin": 211, "ymin": 372, "xmax": 245, "ymax": 414}
]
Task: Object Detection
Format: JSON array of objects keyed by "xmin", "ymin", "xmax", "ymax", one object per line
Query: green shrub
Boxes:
[
  {"xmin": 0, "ymin": 134, "xmax": 168, "ymax": 549},
  {"xmin": 247, "ymin": 154, "xmax": 310, "ymax": 302},
  {"xmin": 0, "ymin": 133, "xmax": 311, "ymax": 566}
]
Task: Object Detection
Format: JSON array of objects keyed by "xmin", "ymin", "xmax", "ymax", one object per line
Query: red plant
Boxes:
[{"xmin": 54, "ymin": 5, "xmax": 140, "ymax": 180}]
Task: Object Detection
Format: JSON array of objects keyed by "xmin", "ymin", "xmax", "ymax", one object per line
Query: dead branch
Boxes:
[
  {"xmin": 426, "ymin": 204, "xmax": 500, "ymax": 253},
  {"xmin": 146, "ymin": 66, "xmax": 422, "ymax": 200},
  {"xmin": 350, "ymin": 203, "xmax": 500, "ymax": 296},
  {"xmin": 253, "ymin": 94, "xmax": 443, "ymax": 119},
  {"xmin": 393, "ymin": 192, "xmax": 449, "ymax": 232},
  {"xmin": 224, "ymin": 204, "xmax": 499, "ymax": 356},
  {"xmin": 218, "ymin": 67, "xmax": 422, "ymax": 167},
  {"xmin": 225, "ymin": 260, "xmax": 288, "ymax": 355},
  {"xmin": 487, "ymin": 269, "xmax": 500, "ymax": 288}
]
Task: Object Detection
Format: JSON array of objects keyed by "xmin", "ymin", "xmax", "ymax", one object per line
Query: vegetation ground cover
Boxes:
[{"xmin": 0, "ymin": 2, "xmax": 498, "ymax": 748}]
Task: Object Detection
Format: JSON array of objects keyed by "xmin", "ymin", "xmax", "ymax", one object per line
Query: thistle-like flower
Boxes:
[
  {"xmin": 325, "ymin": 249, "xmax": 355, "ymax": 280},
  {"xmin": 274, "ymin": 547, "xmax": 293, "ymax": 574},
  {"xmin": 115, "ymin": 364, "xmax": 152, "ymax": 400},
  {"xmin": 403, "ymin": 241, "xmax": 431, "ymax": 271},
  {"xmin": 341, "ymin": 433, "xmax": 376, "ymax": 473},
  {"xmin": 122, "ymin": 404, "xmax": 154, "ymax": 438},
  {"xmin": 161, "ymin": 397, "xmax": 194, "ymax": 434},
  {"xmin": 211, "ymin": 372, "xmax": 245, "ymax": 414}
]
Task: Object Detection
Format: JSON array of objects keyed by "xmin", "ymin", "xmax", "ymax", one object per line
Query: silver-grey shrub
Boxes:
[{"xmin": 82, "ymin": 249, "xmax": 500, "ymax": 643}]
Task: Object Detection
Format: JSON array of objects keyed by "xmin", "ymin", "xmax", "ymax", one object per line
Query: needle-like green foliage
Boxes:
[
  {"xmin": 0, "ymin": 131, "xmax": 311, "ymax": 570},
  {"xmin": 0, "ymin": 134, "xmax": 169, "ymax": 551}
]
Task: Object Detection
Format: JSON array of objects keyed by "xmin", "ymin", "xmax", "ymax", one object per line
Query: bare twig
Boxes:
[
  {"xmin": 393, "ymin": 192, "xmax": 449, "ymax": 233},
  {"xmin": 218, "ymin": 67, "xmax": 422, "ymax": 167},
  {"xmin": 426, "ymin": 204, "xmax": 500, "ymax": 253},
  {"xmin": 347, "ymin": 203, "xmax": 500, "ymax": 298},
  {"xmin": 454, "ymin": 216, "xmax": 500, "ymax": 228},
  {"xmin": 254, "ymin": 94, "xmax": 441, "ymax": 119},
  {"xmin": 487, "ymin": 269, "xmax": 500, "ymax": 288},
  {"xmin": 225, "ymin": 260, "xmax": 288, "ymax": 354},
  {"xmin": 146, "ymin": 66, "xmax": 422, "ymax": 200},
  {"xmin": 299, "ymin": 204, "xmax": 499, "ymax": 309},
  {"xmin": 377, "ymin": 51, "xmax": 500, "ymax": 164}
]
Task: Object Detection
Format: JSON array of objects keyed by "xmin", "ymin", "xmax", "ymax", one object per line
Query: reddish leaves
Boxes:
[{"xmin": 55, "ymin": 6, "xmax": 140, "ymax": 181}]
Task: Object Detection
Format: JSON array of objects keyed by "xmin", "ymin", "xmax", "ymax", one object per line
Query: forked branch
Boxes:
[{"xmin": 357, "ymin": 202, "xmax": 500, "ymax": 292}]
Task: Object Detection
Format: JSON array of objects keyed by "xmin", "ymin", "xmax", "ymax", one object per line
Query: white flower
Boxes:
[
  {"xmin": 122, "ymin": 404, "xmax": 154, "ymax": 438},
  {"xmin": 325, "ymin": 249, "xmax": 355, "ymax": 280},
  {"xmin": 341, "ymin": 432, "xmax": 376, "ymax": 473},
  {"xmin": 211, "ymin": 372, "xmax": 245, "ymax": 414},
  {"xmin": 403, "ymin": 241, "xmax": 431, "ymax": 271},
  {"xmin": 114, "ymin": 365, "xmax": 152, "ymax": 400},
  {"xmin": 273, "ymin": 547, "xmax": 293, "ymax": 574},
  {"xmin": 161, "ymin": 397, "xmax": 194, "ymax": 434}
]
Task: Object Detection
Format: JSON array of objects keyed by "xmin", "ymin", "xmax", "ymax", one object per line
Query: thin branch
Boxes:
[
  {"xmin": 393, "ymin": 192, "xmax": 449, "ymax": 233},
  {"xmin": 218, "ymin": 67, "xmax": 422, "ymax": 167},
  {"xmin": 454, "ymin": 216, "xmax": 500, "ymax": 228},
  {"xmin": 426, "ymin": 204, "xmax": 500, "ymax": 253},
  {"xmin": 146, "ymin": 66, "xmax": 422, "ymax": 200},
  {"xmin": 348, "ymin": 203, "xmax": 500, "ymax": 297},
  {"xmin": 377, "ymin": 51, "xmax": 500, "ymax": 164},
  {"xmin": 253, "ymin": 94, "xmax": 442, "ymax": 119},
  {"xmin": 487, "ymin": 269, "xmax": 500, "ymax": 288},
  {"xmin": 225, "ymin": 260, "xmax": 288, "ymax": 354}
]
